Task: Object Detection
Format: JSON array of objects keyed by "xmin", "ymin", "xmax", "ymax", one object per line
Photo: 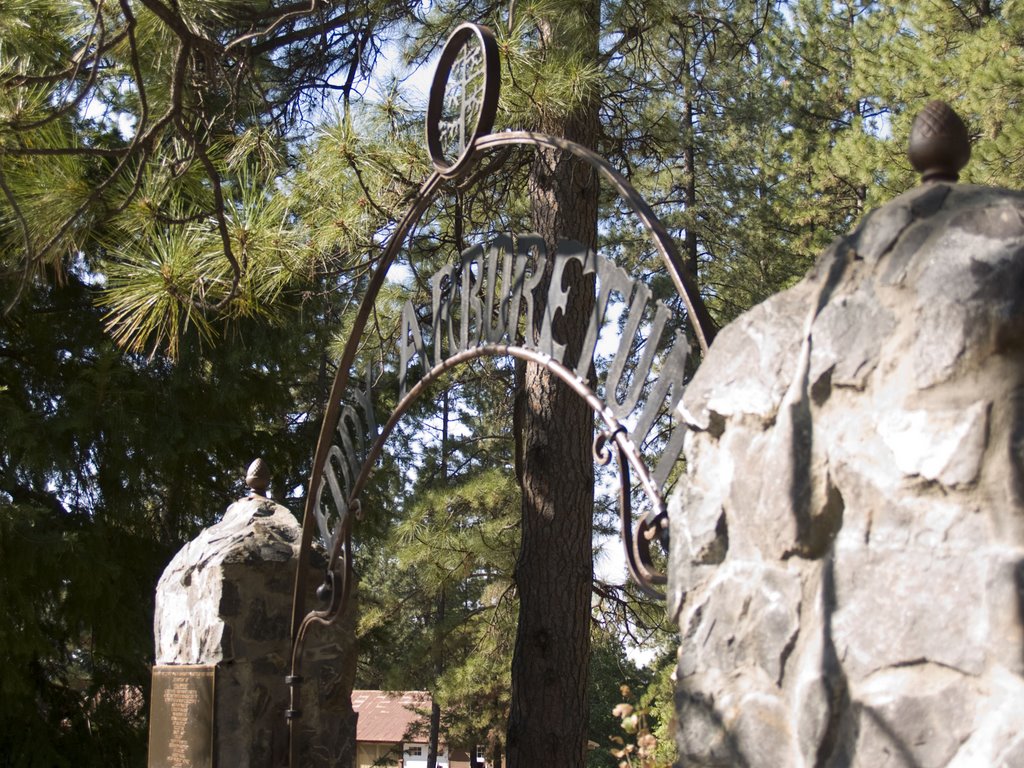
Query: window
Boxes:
[{"xmin": 406, "ymin": 746, "xmax": 423, "ymax": 757}]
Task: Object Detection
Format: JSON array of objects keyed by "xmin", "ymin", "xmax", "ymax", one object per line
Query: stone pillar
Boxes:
[
  {"xmin": 151, "ymin": 478, "xmax": 356, "ymax": 767},
  {"xmin": 671, "ymin": 181, "xmax": 1024, "ymax": 766}
]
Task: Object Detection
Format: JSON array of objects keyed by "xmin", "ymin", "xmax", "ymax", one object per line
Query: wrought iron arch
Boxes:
[{"xmin": 285, "ymin": 21, "xmax": 712, "ymax": 764}]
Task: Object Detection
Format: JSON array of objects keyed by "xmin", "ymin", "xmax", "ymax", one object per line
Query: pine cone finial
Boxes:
[
  {"xmin": 908, "ymin": 100, "xmax": 971, "ymax": 183},
  {"xmin": 245, "ymin": 458, "xmax": 270, "ymax": 497}
]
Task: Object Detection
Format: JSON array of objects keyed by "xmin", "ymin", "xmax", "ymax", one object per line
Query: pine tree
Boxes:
[
  {"xmin": 775, "ymin": 0, "xmax": 1024, "ymax": 264},
  {"xmin": 0, "ymin": 0, "xmax": 422, "ymax": 350},
  {"xmin": 499, "ymin": 0, "xmax": 602, "ymax": 764},
  {"xmin": 0, "ymin": 267, "xmax": 335, "ymax": 764}
]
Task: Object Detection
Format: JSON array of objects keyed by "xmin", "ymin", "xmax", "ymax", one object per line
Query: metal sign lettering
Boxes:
[
  {"xmin": 316, "ymin": 371, "xmax": 377, "ymax": 558},
  {"xmin": 395, "ymin": 235, "xmax": 690, "ymax": 486}
]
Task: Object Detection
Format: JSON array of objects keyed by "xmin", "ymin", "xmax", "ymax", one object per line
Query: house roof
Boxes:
[{"xmin": 352, "ymin": 690, "xmax": 433, "ymax": 744}]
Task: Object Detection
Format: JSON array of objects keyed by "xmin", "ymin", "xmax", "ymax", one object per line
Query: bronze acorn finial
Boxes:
[
  {"xmin": 245, "ymin": 458, "xmax": 270, "ymax": 497},
  {"xmin": 908, "ymin": 100, "xmax": 971, "ymax": 183}
]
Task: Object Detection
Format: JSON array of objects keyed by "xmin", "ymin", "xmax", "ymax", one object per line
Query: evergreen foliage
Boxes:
[{"xmin": 0, "ymin": 266, "xmax": 332, "ymax": 763}]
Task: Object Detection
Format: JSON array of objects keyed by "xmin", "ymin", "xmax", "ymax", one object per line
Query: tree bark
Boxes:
[
  {"xmin": 427, "ymin": 390, "xmax": 450, "ymax": 768},
  {"xmin": 507, "ymin": 1, "xmax": 600, "ymax": 766}
]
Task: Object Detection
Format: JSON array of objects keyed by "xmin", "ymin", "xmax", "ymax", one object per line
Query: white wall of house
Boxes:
[{"xmin": 403, "ymin": 743, "xmax": 449, "ymax": 768}]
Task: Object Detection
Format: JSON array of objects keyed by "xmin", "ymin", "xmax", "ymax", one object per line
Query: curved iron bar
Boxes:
[
  {"xmin": 287, "ymin": 130, "xmax": 703, "ymax": 763},
  {"xmin": 318, "ymin": 344, "xmax": 667, "ymax": 600},
  {"xmin": 285, "ymin": 498, "xmax": 357, "ymax": 766},
  {"xmin": 289, "ymin": 167, "xmax": 444, "ymax": 643},
  {"xmin": 286, "ymin": 348, "xmax": 668, "ymax": 763},
  {"xmin": 594, "ymin": 427, "xmax": 666, "ymax": 600},
  {"xmin": 471, "ymin": 132, "xmax": 713, "ymax": 355}
]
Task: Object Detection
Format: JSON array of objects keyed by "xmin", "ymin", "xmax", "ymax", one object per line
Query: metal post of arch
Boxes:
[{"xmin": 284, "ymin": 21, "xmax": 713, "ymax": 766}]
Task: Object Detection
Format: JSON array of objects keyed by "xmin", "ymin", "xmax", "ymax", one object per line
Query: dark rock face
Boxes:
[
  {"xmin": 671, "ymin": 183, "xmax": 1024, "ymax": 767},
  {"xmin": 154, "ymin": 497, "xmax": 356, "ymax": 767}
]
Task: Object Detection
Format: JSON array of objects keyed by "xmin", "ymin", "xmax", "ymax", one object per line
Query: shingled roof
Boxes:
[{"xmin": 351, "ymin": 690, "xmax": 433, "ymax": 744}]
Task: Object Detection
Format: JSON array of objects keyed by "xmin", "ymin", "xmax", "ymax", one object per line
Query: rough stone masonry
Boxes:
[
  {"xmin": 670, "ymin": 180, "xmax": 1024, "ymax": 767},
  {"xmin": 153, "ymin": 492, "xmax": 356, "ymax": 767}
]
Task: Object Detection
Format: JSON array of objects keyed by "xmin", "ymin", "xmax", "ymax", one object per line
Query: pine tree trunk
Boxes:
[
  {"xmin": 427, "ymin": 392, "xmax": 450, "ymax": 768},
  {"xmin": 427, "ymin": 698, "xmax": 441, "ymax": 768},
  {"xmin": 683, "ymin": 98, "xmax": 700, "ymax": 284},
  {"xmin": 507, "ymin": 1, "xmax": 599, "ymax": 766}
]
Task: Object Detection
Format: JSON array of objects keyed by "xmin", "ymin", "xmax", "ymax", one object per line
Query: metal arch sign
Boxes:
[{"xmin": 285, "ymin": 21, "xmax": 712, "ymax": 746}]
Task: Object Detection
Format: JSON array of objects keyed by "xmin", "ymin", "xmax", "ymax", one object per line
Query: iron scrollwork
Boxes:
[{"xmin": 426, "ymin": 23, "xmax": 500, "ymax": 177}]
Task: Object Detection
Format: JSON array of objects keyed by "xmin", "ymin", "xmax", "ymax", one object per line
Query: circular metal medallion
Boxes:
[{"xmin": 426, "ymin": 23, "xmax": 500, "ymax": 178}]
